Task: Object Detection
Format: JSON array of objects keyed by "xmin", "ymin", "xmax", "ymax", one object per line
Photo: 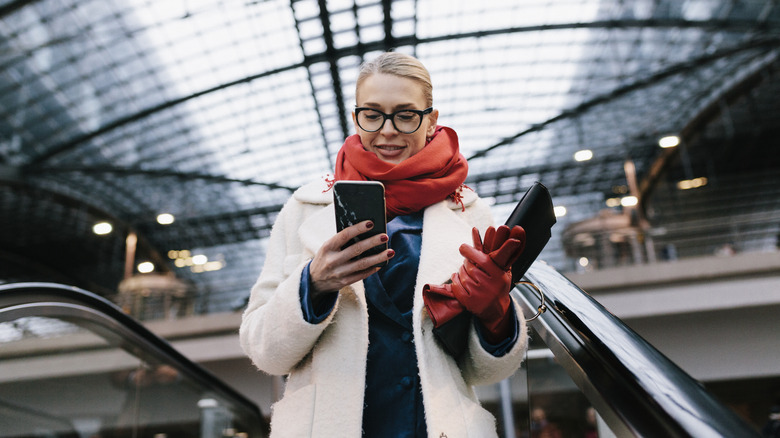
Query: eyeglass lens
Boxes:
[{"xmin": 357, "ymin": 109, "xmax": 423, "ymax": 134}]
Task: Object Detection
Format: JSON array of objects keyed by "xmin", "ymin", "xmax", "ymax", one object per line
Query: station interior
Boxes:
[{"xmin": 1, "ymin": 1, "xmax": 779, "ymax": 437}]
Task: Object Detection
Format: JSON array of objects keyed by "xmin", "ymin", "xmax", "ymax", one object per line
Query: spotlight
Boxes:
[
  {"xmin": 157, "ymin": 213, "xmax": 175, "ymax": 225},
  {"xmin": 677, "ymin": 177, "xmax": 708, "ymax": 190},
  {"xmin": 658, "ymin": 135, "xmax": 680, "ymax": 148},
  {"xmin": 192, "ymin": 254, "xmax": 208, "ymax": 265},
  {"xmin": 93, "ymin": 222, "xmax": 112, "ymax": 235},
  {"xmin": 620, "ymin": 196, "xmax": 638, "ymax": 207},
  {"xmin": 573, "ymin": 149, "xmax": 593, "ymax": 161}
]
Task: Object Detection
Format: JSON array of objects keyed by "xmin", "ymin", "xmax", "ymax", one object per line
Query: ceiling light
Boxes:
[
  {"xmin": 554, "ymin": 206, "xmax": 567, "ymax": 217},
  {"xmin": 573, "ymin": 149, "xmax": 593, "ymax": 161},
  {"xmin": 157, "ymin": 213, "xmax": 175, "ymax": 225},
  {"xmin": 606, "ymin": 198, "xmax": 621, "ymax": 207},
  {"xmin": 93, "ymin": 222, "xmax": 113, "ymax": 235},
  {"xmin": 677, "ymin": 177, "xmax": 708, "ymax": 190},
  {"xmin": 191, "ymin": 260, "xmax": 226, "ymax": 273},
  {"xmin": 137, "ymin": 262, "xmax": 155, "ymax": 273},
  {"xmin": 658, "ymin": 135, "xmax": 680, "ymax": 148},
  {"xmin": 620, "ymin": 196, "xmax": 638, "ymax": 207},
  {"xmin": 192, "ymin": 254, "xmax": 208, "ymax": 265}
]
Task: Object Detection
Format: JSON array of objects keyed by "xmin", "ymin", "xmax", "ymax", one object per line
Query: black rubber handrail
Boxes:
[
  {"xmin": 513, "ymin": 262, "xmax": 761, "ymax": 438},
  {"xmin": 0, "ymin": 281, "xmax": 268, "ymax": 436}
]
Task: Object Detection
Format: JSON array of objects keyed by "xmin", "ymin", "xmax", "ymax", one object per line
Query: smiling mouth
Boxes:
[{"xmin": 377, "ymin": 145, "xmax": 404, "ymax": 151}]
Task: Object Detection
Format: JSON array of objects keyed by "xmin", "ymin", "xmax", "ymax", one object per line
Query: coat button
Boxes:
[
  {"xmin": 401, "ymin": 331, "xmax": 412, "ymax": 342},
  {"xmin": 400, "ymin": 376, "xmax": 412, "ymax": 388}
]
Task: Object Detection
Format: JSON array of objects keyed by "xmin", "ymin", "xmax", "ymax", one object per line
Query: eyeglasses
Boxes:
[{"xmin": 354, "ymin": 107, "xmax": 433, "ymax": 134}]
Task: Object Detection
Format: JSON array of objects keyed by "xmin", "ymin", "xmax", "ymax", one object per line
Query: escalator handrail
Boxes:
[
  {"xmin": 0, "ymin": 281, "xmax": 266, "ymax": 431},
  {"xmin": 514, "ymin": 262, "xmax": 760, "ymax": 437}
]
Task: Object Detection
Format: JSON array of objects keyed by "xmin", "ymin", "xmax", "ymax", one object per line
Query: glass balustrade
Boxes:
[{"xmin": 0, "ymin": 283, "xmax": 267, "ymax": 438}]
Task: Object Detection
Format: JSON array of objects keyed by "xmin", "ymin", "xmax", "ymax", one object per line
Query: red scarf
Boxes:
[{"xmin": 331, "ymin": 126, "xmax": 468, "ymax": 217}]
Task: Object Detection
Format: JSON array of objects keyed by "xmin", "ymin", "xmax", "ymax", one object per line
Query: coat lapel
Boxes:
[
  {"xmin": 298, "ymin": 203, "xmax": 335, "ymax": 256},
  {"xmin": 416, "ymin": 201, "xmax": 475, "ymax": 291}
]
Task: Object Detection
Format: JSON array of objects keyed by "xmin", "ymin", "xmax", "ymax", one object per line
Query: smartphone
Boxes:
[{"xmin": 333, "ymin": 180, "xmax": 388, "ymax": 267}]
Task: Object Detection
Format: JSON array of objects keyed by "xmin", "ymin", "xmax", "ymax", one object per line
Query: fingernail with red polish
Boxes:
[
  {"xmin": 380, "ymin": 234, "xmax": 389, "ymax": 242},
  {"xmin": 387, "ymin": 249, "xmax": 395, "ymax": 258},
  {"xmin": 366, "ymin": 221, "xmax": 374, "ymax": 229}
]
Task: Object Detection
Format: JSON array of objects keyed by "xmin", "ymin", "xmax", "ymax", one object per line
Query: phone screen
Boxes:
[{"xmin": 333, "ymin": 181, "xmax": 388, "ymax": 266}]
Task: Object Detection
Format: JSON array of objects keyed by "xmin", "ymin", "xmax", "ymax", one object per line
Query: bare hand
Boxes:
[{"xmin": 309, "ymin": 220, "xmax": 394, "ymax": 296}]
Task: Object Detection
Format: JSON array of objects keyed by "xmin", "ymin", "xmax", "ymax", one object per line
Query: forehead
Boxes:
[{"xmin": 356, "ymin": 73, "xmax": 426, "ymax": 106}]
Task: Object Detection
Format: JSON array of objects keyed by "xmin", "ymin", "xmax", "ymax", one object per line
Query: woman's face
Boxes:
[{"xmin": 352, "ymin": 73, "xmax": 439, "ymax": 164}]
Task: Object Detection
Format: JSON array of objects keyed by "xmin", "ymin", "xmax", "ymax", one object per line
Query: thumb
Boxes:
[{"xmin": 471, "ymin": 227, "xmax": 484, "ymax": 252}]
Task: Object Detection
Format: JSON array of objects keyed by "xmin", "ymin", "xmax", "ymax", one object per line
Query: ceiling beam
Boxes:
[
  {"xmin": 24, "ymin": 21, "xmax": 777, "ymax": 167},
  {"xmin": 29, "ymin": 165, "xmax": 297, "ymax": 192},
  {"xmin": 382, "ymin": 0, "xmax": 394, "ymax": 51},
  {"xmin": 290, "ymin": 0, "xmax": 334, "ymax": 169},
  {"xmin": 638, "ymin": 52, "xmax": 780, "ymax": 203},
  {"xmin": 0, "ymin": 0, "xmax": 38, "ymax": 18},
  {"xmin": 317, "ymin": 0, "xmax": 351, "ymax": 141},
  {"xmin": 466, "ymin": 36, "xmax": 780, "ymax": 161}
]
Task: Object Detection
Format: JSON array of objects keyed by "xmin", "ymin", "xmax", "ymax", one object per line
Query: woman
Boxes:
[{"xmin": 240, "ymin": 52, "xmax": 528, "ymax": 437}]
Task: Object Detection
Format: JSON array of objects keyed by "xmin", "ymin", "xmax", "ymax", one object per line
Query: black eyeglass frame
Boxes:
[{"xmin": 354, "ymin": 107, "xmax": 434, "ymax": 134}]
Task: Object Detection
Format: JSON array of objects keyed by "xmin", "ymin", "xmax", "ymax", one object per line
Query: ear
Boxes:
[
  {"xmin": 351, "ymin": 110, "xmax": 359, "ymax": 132},
  {"xmin": 426, "ymin": 108, "xmax": 440, "ymax": 137}
]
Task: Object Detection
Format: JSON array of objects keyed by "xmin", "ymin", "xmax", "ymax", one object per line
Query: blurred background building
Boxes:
[{"xmin": 1, "ymin": 0, "xmax": 779, "ymax": 436}]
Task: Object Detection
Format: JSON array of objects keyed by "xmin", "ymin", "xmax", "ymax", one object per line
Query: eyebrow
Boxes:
[{"xmin": 359, "ymin": 102, "xmax": 420, "ymax": 111}]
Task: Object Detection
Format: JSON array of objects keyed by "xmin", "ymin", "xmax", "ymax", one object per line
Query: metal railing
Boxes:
[{"xmin": 511, "ymin": 262, "xmax": 760, "ymax": 437}]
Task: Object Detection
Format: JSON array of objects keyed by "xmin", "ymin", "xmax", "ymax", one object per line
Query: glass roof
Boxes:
[{"xmin": 1, "ymin": 0, "xmax": 779, "ymax": 314}]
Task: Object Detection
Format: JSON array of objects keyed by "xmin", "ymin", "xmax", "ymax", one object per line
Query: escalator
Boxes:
[
  {"xmin": 509, "ymin": 262, "xmax": 761, "ymax": 437},
  {"xmin": 0, "ymin": 282, "xmax": 268, "ymax": 438}
]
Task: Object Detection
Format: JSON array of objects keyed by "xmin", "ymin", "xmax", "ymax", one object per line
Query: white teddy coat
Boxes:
[{"xmin": 239, "ymin": 178, "xmax": 528, "ymax": 438}]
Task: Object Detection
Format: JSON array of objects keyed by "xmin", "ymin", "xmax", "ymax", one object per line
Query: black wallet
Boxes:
[
  {"xmin": 432, "ymin": 182, "xmax": 557, "ymax": 357},
  {"xmin": 504, "ymin": 181, "xmax": 557, "ymax": 284}
]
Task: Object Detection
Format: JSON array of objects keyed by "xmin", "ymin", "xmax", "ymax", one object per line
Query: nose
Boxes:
[{"xmin": 380, "ymin": 117, "xmax": 398, "ymax": 135}]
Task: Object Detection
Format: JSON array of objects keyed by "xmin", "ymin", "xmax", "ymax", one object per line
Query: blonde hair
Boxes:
[{"xmin": 356, "ymin": 52, "xmax": 433, "ymax": 107}]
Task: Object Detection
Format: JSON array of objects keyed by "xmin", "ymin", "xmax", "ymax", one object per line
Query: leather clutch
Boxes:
[{"xmin": 504, "ymin": 181, "xmax": 557, "ymax": 285}]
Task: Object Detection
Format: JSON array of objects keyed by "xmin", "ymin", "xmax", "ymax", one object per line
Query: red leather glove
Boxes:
[
  {"xmin": 421, "ymin": 281, "xmax": 464, "ymax": 328},
  {"xmin": 479, "ymin": 225, "xmax": 527, "ymax": 268},
  {"xmin": 451, "ymin": 226, "xmax": 525, "ymax": 343},
  {"xmin": 423, "ymin": 225, "xmax": 526, "ymax": 340}
]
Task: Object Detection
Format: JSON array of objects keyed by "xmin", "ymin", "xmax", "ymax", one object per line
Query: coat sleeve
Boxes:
[
  {"xmin": 458, "ymin": 299, "xmax": 528, "ymax": 386},
  {"xmin": 239, "ymin": 199, "xmax": 338, "ymax": 376}
]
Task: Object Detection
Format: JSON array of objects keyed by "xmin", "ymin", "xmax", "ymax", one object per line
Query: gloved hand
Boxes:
[
  {"xmin": 423, "ymin": 225, "xmax": 526, "ymax": 343},
  {"xmin": 476, "ymin": 224, "xmax": 527, "ymax": 268},
  {"xmin": 451, "ymin": 226, "xmax": 524, "ymax": 342},
  {"xmin": 421, "ymin": 280, "xmax": 464, "ymax": 328}
]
